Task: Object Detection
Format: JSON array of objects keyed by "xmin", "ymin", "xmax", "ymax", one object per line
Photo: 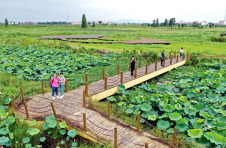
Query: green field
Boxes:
[{"xmin": 0, "ymin": 25, "xmax": 226, "ymax": 56}]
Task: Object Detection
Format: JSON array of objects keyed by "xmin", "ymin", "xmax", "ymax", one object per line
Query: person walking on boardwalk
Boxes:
[
  {"xmin": 50, "ymin": 73, "xmax": 59, "ymax": 100},
  {"xmin": 179, "ymin": 48, "xmax": 184, "ymax": 59},
  {"xmin": 59, "ymin": 72, "xmax": 66, "ymax": 99},
  {"xmin": 161, "ymin": 50, "xmax": 165, "ymax": 66},
  {"xmin": 130, "ymin": 56, "xmax": 136, "ymax": 76}
]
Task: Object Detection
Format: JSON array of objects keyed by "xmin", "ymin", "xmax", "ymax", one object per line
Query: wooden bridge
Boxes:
[{"xmin": 14, "ymin": 56, "xmax": 186, "ymax": 148}]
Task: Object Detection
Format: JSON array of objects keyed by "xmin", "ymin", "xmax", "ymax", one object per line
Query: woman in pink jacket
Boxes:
[{"xmin": 51, "ymin": 73, "xmax": 59, "ymax": 100}]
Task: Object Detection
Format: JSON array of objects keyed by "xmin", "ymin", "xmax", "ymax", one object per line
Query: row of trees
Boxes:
[{"xmin": 148, "ymin": 17, "xmax": 177, "ymax": 27}]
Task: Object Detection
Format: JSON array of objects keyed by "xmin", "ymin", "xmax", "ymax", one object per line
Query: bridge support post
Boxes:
[
  {"xmin": 105, "ymin": 77, "xmax": 108, "ymax": 90},
  {"xmin": 163, "ymin": 59, "xmax": 165, "ymax": 68},
  {"xmin": 155, "ymin": 61, "xmax": 157, "ymax": 71},
  {"xmin": 85, "ymin": 82, "xmax": 88, "ymax": 95},
  {"xmin": 12, "ymin": 95, "xmax": 17, "ymax": 111},
  {"xmin": 170, "ymin": 56, "xmax": 172, "ymax": 65},
  {"xmin": 139, "ymin": 60, "xmax": 141, "ymax": 68},
  {"xmin": 121, "ymin": 72, "xmax": 123, "ymax": 83},
  {"xmin": 65, "ymin": 79, "xmax": 68, "ymax": 92},
  {"xmin": 135, "ymin": 68, "xmax": 137, "ymax": 78},
  {"xmin": 24, "ymin": 101, "xmax": 29, "ymax": 119},
  {"xmin": 172, "ymin": 127, "xmax": 177, "ymax": 147},
  {"xmin": 114, "ymin": 127, "xmax": 117, "ymax": 148},
  {"xmin": 20, "ymin": 86, "xmax": 24, "ymax": 101},
  {"xmin": 177, "ymin": 55, "xmax": 178, "ymax": 62},
  {"xmin": 117, "ymin": 65, "xmax": 120, "ymax": 75},
  {"xmin": 137, "ymin": 113, "xmax": 140, "ymax": 131},
  {"xmin": 102, "ymin": 69, "xmax": 105, "ymax": 80},
  {"xmin": 107, "ymin": 100, "xmax": 110, "ymax": 117},
  {"xmin": 145, "ymin": 143, "xmax": 148, "ymax": 148},
  {"xmin": 83, "ymin": 113, "xmax": 87, "ymax": 132},
  {"xmin": 86, "ymin": 73, "xmax": 88, "ymax": 83},
  {"xmin": 41, "ymin": 80, "xmax": 44, "ymax": 94},
  {"xmin": 83, "ymin": 91, "xmax": 85, "ymax": 106},
  {"xmin": 51, "ymin": 102, "xmax": 57, "ymax": 117},
  {"xmin": 148, "ymin": 57, "xmax": 150, "ymax": 66},
  {"xmin": 145, "ymin": 65, "xmax": 148, "ymax": 75}
]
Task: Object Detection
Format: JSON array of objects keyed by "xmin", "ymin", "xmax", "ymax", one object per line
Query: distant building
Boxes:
[
  {"xmin": 178, "ymin": 21, "xmax": 184, "ymax": 25},
  {"xmin": 201, "ymin": 21, "xmax": 208, "ymax": 25},
  {"xmin": 71, "ymin": 22, "xmax": 82, "ymax": 25},
  {"xmin": 186, "ymin": 22, "xmax": 193, "ymax": 25},
  {"xmin": 219, "ymin": 20, "xmax": 226, "ymax": 25}
]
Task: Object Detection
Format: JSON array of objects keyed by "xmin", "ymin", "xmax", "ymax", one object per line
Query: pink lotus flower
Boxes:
[
  {"xmin": 194, "ymin": 119, "xmax": 196, "ymax": 121},
  {"xmin": 206, "ymin": 123, "xmax": 208, "ymax": 126},
  {"xmin": 1, "ymin": 146, "xmax": 3, "ymax": 148}
]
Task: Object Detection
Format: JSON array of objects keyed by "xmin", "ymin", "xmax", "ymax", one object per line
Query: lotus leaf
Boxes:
[
  {"xmin": 8, "ymin": 116, "xmax": 15, "ymax": 124},
  {"xmin": 157, "ymin": 120, "xmax": 170, "ymax": 130},
  {"xmin": 125, "ymin": 109, "xmax": 133, "ymax": 114},
  {"xmin": 28, "ymin": 128, "xmax": 40, "ymax": 136},
  {"xmin": 176, "ymin": 118, "xmax": 188, "ymax": 125},
  {"xmin": 67, "ymin": 130, "xmax": 77, "ymax": 138},
  {"xmin": 169, "ymin": 113, "xmax": 182, "ymax": 121},
  {"xmin": 136, "ymin": 96, "xmax": 143, "ymax": 103},
  {"xmin": 30, "ymin": 120, "xmax": 37, "ymax": 126},
  {"xmin": 41, "ymin": 123, "xmax": 48, "ymax": 130},
  {"xmin": 72, "ymin": 142, "xmax": 78, "ymax": 146},
  {"xmin": 150, "ymin": 95, "xmax": 158, "ymax": 101},
  {"xmin": 159, "ymin": 101, "xmax": 168, "ymax": 106},
  {"xmin": 163, "ymin": 104, "xmax": 175, "ymax": 112},
  {"xmin": 48, "ymin": 120, "xmax": 57, "ymax": 128},
  {"xmin": 66, "ymin": 136, "xmax": 70, "ymax": 141},
  {"xmin": 0, "ymin": 136, "xmax": 10, "ymax": 145},
  {"xmin": 107, "ymin": 96, "xmax": 116, "ymax": 102},
  {"xmin": 59, "ymin": 121, "xmax": 67, "ymax": 128},
  {"xmin": 193, "ymin": 104, "xmax": 205, "ymax": 111},
  {"xmin": 22, "ymin": 137, "xmax": 30, "ymax": 143},
  {"xmin": 176, "ymin": 124, "xmax": 188, "ymax": 132},
  {"xmin": 198, "ymin": 135, "xmax": 211, "ymax": 146},
  {"xmin": 204, "ymin": 132, "xmax": 226, "ymax": 145},
  {"xmin": 184, "ymin": 107, "xmax": 197, "ymax": 115},
  {"xmin": 61, "ymin": 140, "xmax": 65, "ymax": 144},
  {"xmin": 140, "ymin": 103, "xmax": 152, "ymax": 112},
  {"xmin": 60, "ymin": 129, "xmax": 66, "ymax": 135},
  {"xmin": 45, "ymin": 115, "xmax": 55, "ymax": 123},
  {"xmin": 148, "ymin": 115, "xmax": 157, "ymax": 121},
  {"xmin": 187, "ymin": 129, "xmax": 203, "ymax": 138},
  {"xmin": 0, "ymin": 127, "xmax": 9, "ymax": 135},
  {"xmin": 174, "ymin": 103, "xmax": 183, "ymax": 110},
  {"xmin": 218, "ymin": 116, "xmax": 226, "ymax": 122}
]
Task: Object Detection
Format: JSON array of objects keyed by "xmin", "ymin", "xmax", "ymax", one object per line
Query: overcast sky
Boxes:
[{"xmin": 1, "ymin": 0, "xmax": 226, "ymax": 23}]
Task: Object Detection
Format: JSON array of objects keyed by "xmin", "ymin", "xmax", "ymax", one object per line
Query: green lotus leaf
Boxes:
[
  {"xmin": 133, "ymin": 109, "xmax": 140, "ymax": 115},
  {"xmin": 187, "ymin": 129, "xmax": 203, "ymax": 138},
  {"xmin": 60, "ymin": 129, "xmax": 66, "ymax": 135},
  {"xmin": 19, "ymin": 118, "xmax": 24, "ymax": 122},
  {"xmin": 184, "ymin": 107, "xmax": 197, "ymax": 115},
  {"xmin": 1, "ymin": 113, "xmax": 8, "ymax": 119},
  {"xmin": 198, "ymin": 135, "xmax": 211, "ymax": 146},
  {"xmin": 194, "ymin": 122, "xmax": 203, "ymax": 129},
  {"xmin": 72, "ymin": 142, "xmax": 78, "ymax": 146},
  {"xmin": 140, "ymin": 103, "xmax": 152, "ymax": 112},
  {"xmin": 8, "ymin": 116, "xmax": 15, "ymax": 124},
  {"xmin": 162, "ymin": 112, "xmax": 169, "ymax": 118},
  {"xmin": 204, "ymin": 132, "xmax": 225, "ymax": 145},
  {"xmin": 67, "ymin": 130, "xmax": 77, "ymax": 138},
  {"xmin": 157, "ymin": 120, "xmax": 170, "ymax": 130},
  {"xmin": 136, "ymin": 96, "xmax": 143, "ymax": 103},
  {"xmin": 48, "ymin": 121, "xmax": 57, "ymax": 128},
  {"xmin": 200, "ymin": 111, "xmax": 217, "ymax": 120},
  {"xmin": 193, "ymin": 104, "xmax": 205, "ymax": 111},
  {"xmin": 30, "ymin": 120, "xmax": 37, "ymax": 126},
  {"xmin": 107, "ymin": 96, "xmax": 116, "ymax": 102},
  {"xmin": 196, "ymin": 119, "xmax": 204, "ymax": 123},
  {"xmin": 131, "ymin": 98, "xmax": 137, "ymax": 103},
  {"xmin": 141, "ymin": 112, "xmax": 152, "ymax": 118},
  {"xmin": 59, "ymin": 121, "xmax": 67, "ymax": 128},
  {"xmin": 28, "ymin": 128, "xmax": 40, "ymax": 136},
  {"xmin": 61, "ymin": 140, "xmax": 65, "ymax": 144},
  {"xmin": 163, "ymin": 104, "xmax": 175, "ymax": 112},
  {"xmin": 0, "ymin": 127, "xmax": 9, "ymax": 135},
  {"xmin": 169, "ymin": 113, "xmax": 182, "ymax": 121},
  {"xmin": 39, "ymin": 137, "xmax": 46, "ymax": 142},
  {"xmin": 25, "ymin": 144, "xmax": 31, "ymax": 148},
  {"xmin": 174, "ymin": 103, "xmax": 183, "ymax": 110},
  {"xmin": 0, "ymin": 136, "xmax": 9, "ymax": 145},
  {"xmin": 22, "ymin": 137, "xmax": 30, "ymax": 143},
  {"xmin": 218, "ymin": 116, "xmax": 226, "ymax": 122},
  {"xmin": 218, "ymin": 130, "xmax": 226, "ymax": 137},
  {"xmin": 66, "ymin": 136, "xmax": 70, "ymax": 141},
  {"xmin": 215, "ymin": 122, "xmax": 226, "ymax": 129},
  {"xmin": 150, "ymin": 95, "xmax": 158, "ymax": 101},
  {"xmin": 167, "ymin": 128, "xmax": 174, "ymax": 133},
  {"xmin": 41, "ymin": 122, "xmax": 48, "ymax": 130},
  {"xmin": 176, "ymin": 118, "xmax": 188, "ymax": 125},
  {"xmin": 176, "ymin": 124, "xmax": 188, "ymax": 132},
  {"xmin": 118, "ymin": 84, "xmax": 125, "ymax": 90},
  {"xmin": 158, "ymin": 88, "xmax": 167, "ymax": 93},
  {"xmin": 45, "ymin": 115, "xmax": 55, "ymax": 123},
  {"xmin": 125, "ymin": 109, "xmax": 133, "ymax": 114},
  {"xmin": 148, "ymin": 115, "xmax": 157, "ymax": 121},
  {"xmin": 159, "ymin": 101, "xmax": 167, "ymax": 106}
]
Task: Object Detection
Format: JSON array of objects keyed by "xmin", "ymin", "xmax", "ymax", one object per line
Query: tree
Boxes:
[
  {"xmin": 81, "ymin": 14, "xmax": 87, "ymax": 28},
  {"xmin": 164, "ymin": 18, "xmax": 168, "ymax": 26},
  {"xmin": 92, "ymin": 21, "xmax": 95, "ymax": 27},
  {"xmin": 5, "ymin": 18, "xmax": 8, "ymax": 27},
  {"xmin": 152, "ymin": 20, "xmax": 156, "ymax": 27},
  {"xmin": 178, "ymin": 24, "xmax": 181, "ymax": 28},
  {"xmin": 156, "ymin": 18, "xmax": 159, "ymax": 27}
]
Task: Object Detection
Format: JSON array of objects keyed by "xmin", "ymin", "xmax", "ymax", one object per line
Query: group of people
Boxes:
[
  {"xmin": 50, "ymin": 72, "xmax": 66, "ymax": 100},
  {"xmin": 130, "ymin": 48, "xmax": 184, "ymax": 75}
]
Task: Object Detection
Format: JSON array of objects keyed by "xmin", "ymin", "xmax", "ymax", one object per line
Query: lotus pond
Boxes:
[{"xmin": 107, "ymin": 61, "xmax": 226, "ymax": 147}]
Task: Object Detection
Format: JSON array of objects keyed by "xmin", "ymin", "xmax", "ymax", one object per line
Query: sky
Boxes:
[{"xmin": 1, "ymin": 0, "xmax": 226, "ymax": 23}]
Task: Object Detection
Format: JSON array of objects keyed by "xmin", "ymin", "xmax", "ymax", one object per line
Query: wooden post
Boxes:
[
  {"xmin": 41, "ymin": 80, "xmax": 44, "ymax": 94},
  {"xmin": 85, "ymin": 82, "xmax": 88, "ymax": 95},
  {"xmin": 174, "ymin": 52, "xmax": 176, "ymax": 59},
  {"xmin": 169, "ymin": 52, "xmax": 171, "ymax": 59},
  {"xmin": 117, "ymin": 65, "xmax": 120, "ymax": 75},
  {"xmin": 105, "ymin": 77, "xmax": 108, "ymax": 90},
  {"xmin": 170, "ymin": 56, "xmax": 172, "ymax": 65},
  {"xmin": 102, "ymin": 69, "xmax": 105, "ymax": 80},
  {"xmin": 83, "ymin": 91, "xmax": 85, "ymax": 106},
  {"xmin": 137, "ymin": 113, "xmax": 140, "ymax": 131},
  {"xmin": 182, "ymin": 53, "xmax": 184, "ymax": 60},
  {"xmin": 129, "ymin": 62, "xmax": 131, "ymax": 72},
  {"xmin": 145, "ymin": 143, "xmax": 148, "ymax": 148},
  {"xmin": 12, "ymin": 95, "xmax": 17, "ymax": 110},
  {"xmin": 172, "ymin": 127, "xmax": 177, "ymax": 147},
  {"xmin": 163, "ymin": 59, "xmax": 165, "ymax": 68},
  {"xmin": 85, "ymin": 73, "xmax": 88, "ymax": 83},
  {"xmin": 121, "ymin": 72, "xmax": 123, "ymax": 83},
  {"xmin": 148, "ymin": 57, "xmax": 150, "ymax": 65},
  {"xmin": 107, "ymin": 100, "xmax": 110, "ymax": 117},
  {"xmin": 114, "ymin": 127, "xmax": 117, "ymax": 148},
  {"xmin": 155, "ymin": 61, "xmax": 157, "ymax": 71},
  {"xmin": 65, "ymin": 79, "xmax": 68, "ymax": 92},
  {"xmin": 24, "ymin": 101, "xmax": 29, "ymax": 118},
  {"xmin": 145, "ymin": 65, "xmax": 148, "ymax": 75},
  {"xmin": 83, "ymin": 113, "xmax": 87, "ymax": 132},
  {"xmin": 139, "ymin": 59, "xmax": 141, "ymax": 68},
  {"xmin": 20, "ymin": 86, "xmax": 24, "ymax": 101},
  {"xmin": 177, "ymin": 55, "xmax": 178, "ymax": 62},
  {"xmin": 156, "ymin": 55, "xmax": 158, "ymax": 62},
  {"xmin": 135, "ymin": 68, "xmax": 137, "ymax": 78},
  {"xmin": 50, "ymin": 102, "xmax": 57, "ymax": 117}
]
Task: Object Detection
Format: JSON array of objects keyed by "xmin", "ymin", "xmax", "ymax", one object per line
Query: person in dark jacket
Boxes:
[
  {"xmin": 130, "ymin": 56, "xmax": 136, "ymax": 76},
  {"xmin": 161, "ymin": 50, "xmax": 165, "ymax": 66}
]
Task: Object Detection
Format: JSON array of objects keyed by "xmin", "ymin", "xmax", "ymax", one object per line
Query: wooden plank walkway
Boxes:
[{"xmin": 14, "ymin": 58, "xmax": 184, "ymax": 148}]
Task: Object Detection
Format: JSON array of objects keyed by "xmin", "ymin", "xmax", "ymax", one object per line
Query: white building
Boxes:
[
  {"xmin": 71, "ymin": 22, "xmax": 82, "ymax": 25},
  {"xmin": 219, "ymin": 20, "xmax": 226, "ymax": 25},
  {"xmin": 201, "ymin": 21, "xmax": 208, "ymax": 25}
]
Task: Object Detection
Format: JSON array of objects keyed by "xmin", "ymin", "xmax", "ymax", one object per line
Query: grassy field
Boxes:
[{"xmin": 0, "ymin": 24, "xmax": 226, "ymax": 55}]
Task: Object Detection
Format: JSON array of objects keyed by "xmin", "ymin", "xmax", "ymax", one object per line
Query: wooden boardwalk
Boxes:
[{"xmin": 14, "ymin": 58, "xmax": 185, "ymax": 148}]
